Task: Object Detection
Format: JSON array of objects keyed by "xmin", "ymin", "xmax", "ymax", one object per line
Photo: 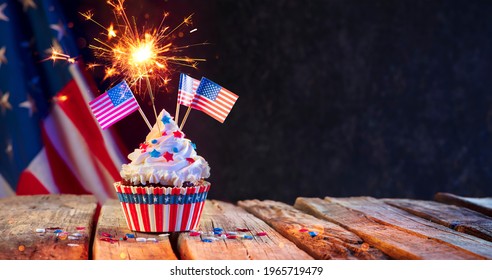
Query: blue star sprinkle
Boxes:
[
  {"xmin": 308, "ymin": 231, "xmax": 318, "ymax": 237},
  {"xmin": 173, "ymin": 147, "xmax": 179, "ymax": 153},
  {"xmin": 162, "ymin": 115, "xmax": 172, "ymax": 124},
  {"xmin": 149, "ymin": 149, "xmax": 161, "ymax": 158},
  {"xmin": 151, "ymin": 139, "xmax": 158, "ymax": 144},
  {"xmin": 191, "ymin": 142, "xmax": 197, "ymax": 150}
]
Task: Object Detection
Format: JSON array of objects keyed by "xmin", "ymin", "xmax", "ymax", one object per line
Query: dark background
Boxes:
[{"xmin": 63, "ymin": 0, "xmax": 492, "ymax": 204}]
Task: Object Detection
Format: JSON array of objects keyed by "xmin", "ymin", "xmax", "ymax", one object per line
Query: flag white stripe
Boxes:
[{"xmin": 0, "ymin": 173, "xmax": 15, "ymax": 198}]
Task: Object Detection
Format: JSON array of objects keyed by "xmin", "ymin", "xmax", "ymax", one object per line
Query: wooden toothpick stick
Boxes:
[{"xmin": 180, "ymin": 106, "xmax": 192, "ymax": 130}]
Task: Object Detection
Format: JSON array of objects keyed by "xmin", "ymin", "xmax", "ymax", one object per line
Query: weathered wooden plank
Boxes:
[
  {"xmin": 435, "ymin": 192, "xmax": 492, "ymax": 218},
  {"xmin": 0, "ymin": 195, "xmax": 97, "ymax": 260},
  {"xmin": 177, "ymin": 200, "xmax": 313, "ymax": 260},
  {"xmin": 238, "ymin": 199, "xmax": 388, "ymax": 259},
  {"xmin": 383, "ymin": 198, "xmax": 492, "ymax": 242},
  {"xmin": 325, "ymin": 196, "xmax": 492, "ymax": 259},
  {"xmin": 294, "ymin": 197, "xmax": 485, "ymax": 259},
  {"xmin": 93, "ymin": 199, "xmax": 177, "ymax": 260}
]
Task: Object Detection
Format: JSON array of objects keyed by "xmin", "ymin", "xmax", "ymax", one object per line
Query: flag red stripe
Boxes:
[{"xmin": 16, "ymin": 171, "xmax": 50, "ymax": 195}]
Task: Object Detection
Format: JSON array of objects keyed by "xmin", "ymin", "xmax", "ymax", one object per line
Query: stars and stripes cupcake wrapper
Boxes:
[{"xmin": 114, "ymin": 182, "xmax": 210, "ymax": 232}]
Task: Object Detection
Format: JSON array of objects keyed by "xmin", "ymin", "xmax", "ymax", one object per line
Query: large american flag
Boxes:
[
  {"xmin": 89, "ymin": 80, "xmax": 140, "ymax": 130},
  {"xmin": 191, "ymin": 77, "xmax": 238, "ymax": 123},
  {"xmin": 178, "ymin": 73, "xmax": 199, "ymax": 107},
  {"xmin": 0, "ymin": 0, "xmax": 126, "ymax": 203}
]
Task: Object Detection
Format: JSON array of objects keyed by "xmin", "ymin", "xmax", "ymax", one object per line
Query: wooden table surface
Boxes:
[{"xmin": 0, "ymin": 192, "xmax": 491, "ymax": 260}]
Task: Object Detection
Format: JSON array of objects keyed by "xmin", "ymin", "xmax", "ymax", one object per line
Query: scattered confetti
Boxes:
[
  {"xmin": 53, "ymin": 229, "xmax": 63, "ymax": 233},
  {"xmin": 35, "ymin": 228, "xmax": 46, "ymax": 233},
  {"xmin": 308, "ymin": 231, "xmax": 318, "ymax": 237},
  {"xmin": 236, "ymin": 228, "xmax": 250, "ymax": 232},
  {"xmin": 243, "ymin": 235, "xmax": 253, "ymax": 240},
  {"xmin": 189, "ymin": 231, "xmax": 201, "ymax": 237},
  {"xmin": 100, "ymin": 237, "xmax": 117, "ymax": 243},
  {"xmin": 147, "ymin": 238, "xmax": 157, "ymax": 242},
  {"xmin": 201, "ymin": 239, "xmax": 213, "ymax": 243},
  {"xmin": 125, "ymin": 233, "xmax": 135, "ymax": 238},
  {"xmin": 136, "ymin": 237, "xmax": 147, "ymax": 242},
  {"xmin": 46, "ymin": 227, "xmax": 62, "ymax": 230},
  {"xmin": 67, "ymin": 244, "xmax": 80, "ymax": 247},
  {"xmin": 158, "ymin": 233, "xmax": 170, "ymax": 237},
  {"xmin": 213, "ymin": 227, "xmax": 223, "ymax": 232},
  {"xmin": 299, "ymin": 228, "xmax": 309, "ymax": 232},
  {"xmin": 68, "ymin": 235, "xmax": 80, "ymax": 240},
  {"xmin": 257, "ymin": 232, "xmax": 268, "ymax": 236},
  {"xmin": 18, "ymin": 245, "xmax": 25, "ymax": 252},
  {"xmin": 76, "ymin": 226, "xmax": 86, "ymax": 231},
  {"xmin": 226, "ymin": 231, "xmax": 238, "ymax": 235},
  {"xmin": 71, "ymin": 233, "xmax": 82, "ymax": 237},
  {"xmin": 101, "ymin": 232, "xmax": 112, "ymax": 238},
  {"xmin": 226, "ymin": 235, "xmax": 237, "ymax": 239}
]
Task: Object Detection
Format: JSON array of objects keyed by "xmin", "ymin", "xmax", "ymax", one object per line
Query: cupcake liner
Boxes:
[{"xmin": 114, "ymin": 181, "xmax": 210, "ymax": 232}]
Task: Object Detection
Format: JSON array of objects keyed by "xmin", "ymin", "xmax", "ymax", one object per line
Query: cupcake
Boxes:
[{"xmin": 114, "ymin": 109, "xmax": 211, "ymax": 232}]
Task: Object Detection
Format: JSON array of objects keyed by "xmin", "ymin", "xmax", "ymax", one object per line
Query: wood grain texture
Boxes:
[
  {"xmin": 177, "ymin": 200, "xmax": 313, "ymax": 260},
  {"xmin": 238, "ymin": 199, "xmax": 388, "ymax": 259},
  {"xmin": 383, "ymin": 198, "xmax": 492, "ymax": 242},
  {"xmin": 92, "ymin": 199, "xmax": 177, "ymax": 260},
  {"xmin": 294, "ymin": 197, "xmax": 485, "ymax": 259},
  {"xmin": 0, "ymin": 195, "xmax": 97, "ymax": 260},
  {"xmin": 435, "ymin": 192, "xmax": 492, "ymax": 218},
  {"xmin": 325, "ymin": 196, "xmax": 492, "ymax": 259}
]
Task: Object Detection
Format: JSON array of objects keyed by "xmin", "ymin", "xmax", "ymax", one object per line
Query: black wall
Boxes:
[{"xmin": 67, "ymin": 0, "xmax": 492, "ymax": 204}]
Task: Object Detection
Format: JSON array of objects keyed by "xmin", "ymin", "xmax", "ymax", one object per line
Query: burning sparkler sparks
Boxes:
[{"xmin": 79, "ymin": 0, "xmax": 206, "ymax": 128}]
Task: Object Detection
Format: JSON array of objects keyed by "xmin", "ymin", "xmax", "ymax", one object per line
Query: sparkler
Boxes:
[{"xmin": 80, "ymin": 0, "xmax": 206, "ymax": 131}]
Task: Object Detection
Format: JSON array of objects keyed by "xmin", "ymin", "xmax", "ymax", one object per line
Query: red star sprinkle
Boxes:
[
  {"xmin": 139, "ymin": 142, "xmax": 149, "ymax": 151},
  {"xmin": 173, "ymin": 131, "xmax": 184, "ymax": 138},
  {"xmin": 163, "ymin": 151, "xmax": 174, "ymax": 162},
  {"xmin": 161, "ymin": 131, "xmax": 167, "ymax": 136},
  {"xmin": 186, "ymin": 158, "xmax": 195, "ymax": 164}
]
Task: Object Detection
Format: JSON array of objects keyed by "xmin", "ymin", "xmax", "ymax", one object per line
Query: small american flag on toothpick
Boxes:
[
  {"xmin": 89, "ymin": 80, "xmax": 143, "ymax": 130},
  {"xmin": 191, "ymin": 77, "xmax": 238, "ymax": 123}
]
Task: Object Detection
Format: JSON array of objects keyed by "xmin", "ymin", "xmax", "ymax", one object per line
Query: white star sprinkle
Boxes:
[
  {"xmin": 19, "ymin": 0, "xmax": 37, "ymax": 11},
  {"xmin": 0, "ymin": 46, "xmax": 7, "ymax": 68},
  {"xmin": 19, "ymin": 95, "xmax": 37, "ymax": 117},
  {"xmin": 0, "ymin": 3, "xmax": 9, "ymax": 22},
  {"xmin": 0, "ymin": 91, "xmax": 12, "ymax": 114},
  {"xmin": 50, "ymin": 21, "xmax": 66, "ymax": 41}
]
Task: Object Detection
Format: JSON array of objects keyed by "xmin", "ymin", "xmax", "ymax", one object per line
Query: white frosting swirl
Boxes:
[{"xmin": 120, "ymin": 109, "xmax": 210, "ymax": 186}]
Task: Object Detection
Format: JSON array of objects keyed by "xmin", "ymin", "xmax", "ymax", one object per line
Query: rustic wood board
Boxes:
[
  {"xmin": 324, "ymin": 196, "xmax": 492, "ymax": 259},
  {"xmin": 177, "ymin": 200, "xmax": 313, "ymax": 260},
  {"xmin": 238, "ymin": 199, "xmax": 388, "ymax": 259},
  {"xmin": 294, "ymin": 197, "xmax": 486, "ymax": 259},
  {"xmin": 383, "ymin": 198, "xmax": 492, "ymax": 242},
  {"xmin": 0, "ymin": 195, "xmax": 97, "ymax": 260},
  {"xmin": 92, "ymin": 199, "xmax": 177, "ymax": 260},
  {"xmin": 435, "ymin": 192, "xmax": 492, "ymax": 218}
]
